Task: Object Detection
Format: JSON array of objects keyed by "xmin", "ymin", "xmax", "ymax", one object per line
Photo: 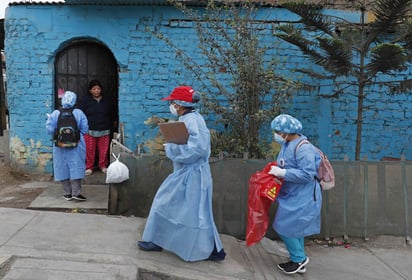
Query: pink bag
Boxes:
[{"xmin": 296, "ymin": 140, "xmax": 335, "ymax": 190}]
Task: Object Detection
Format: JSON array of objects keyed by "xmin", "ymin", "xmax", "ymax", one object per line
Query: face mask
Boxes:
[
  {"xmin": 169, "ymin": 104, "xmax": 178, "ymax": 116},
  {"xmin": 274, "ymin": 133, "xmax": 286, "ymax": 144}
]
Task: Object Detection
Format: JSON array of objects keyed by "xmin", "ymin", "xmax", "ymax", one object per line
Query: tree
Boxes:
[
  {"xmin": 145, "ymin": 0, "xmax": 297, "ymax": 159},
  {"xmin": 275, "ymin": 0, "xmax": 412, "ymax": 160}
]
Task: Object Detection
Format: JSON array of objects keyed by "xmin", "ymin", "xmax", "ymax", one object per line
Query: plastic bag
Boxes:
[
  {"xmin": 246, "ymin": 161, "xmax": 283, "ymax": 247},
  {"xmin": 105, "ymin": 153, "xmax": 130, "ymax": 184}
]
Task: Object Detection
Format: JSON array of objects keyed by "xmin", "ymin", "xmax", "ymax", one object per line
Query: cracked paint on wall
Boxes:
[{"xmin": 10, "ymin": 136, "xmax": 52, "ymax": 173}]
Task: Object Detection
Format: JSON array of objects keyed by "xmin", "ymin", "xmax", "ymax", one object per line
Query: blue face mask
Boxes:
[{"xmin": 274, "ymin": 133, "xmax": 286, "ymax": 144}]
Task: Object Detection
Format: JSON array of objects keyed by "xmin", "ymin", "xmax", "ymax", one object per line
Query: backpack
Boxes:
[
  {"xmin": 295, "ymin": 139, "xmax": 335, "ymax": 190},
  {"xmin": 53, "ymin": 108, "xmax": 80, "ymax": 148}
]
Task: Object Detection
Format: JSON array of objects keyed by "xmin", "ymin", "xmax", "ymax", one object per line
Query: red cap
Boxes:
[{"xmin": 161, "ymin": 86, "xmax": 196, "ymax": 102}]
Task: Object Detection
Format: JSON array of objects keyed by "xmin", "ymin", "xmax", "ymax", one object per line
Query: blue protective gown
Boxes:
[
  {"xmin": 45, "ymin": 108, "xmax": 89, "ymax": 181},
  {"xmin": 273, "ymin": 135, "xmax": 322, "ymax": 238},
  {"xmin": 141, "ymin": 110, "xmax": 223, "ymax": 262}
]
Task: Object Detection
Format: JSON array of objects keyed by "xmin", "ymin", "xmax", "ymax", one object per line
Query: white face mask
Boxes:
[
  {"xmin": 169, "ymin": 104, "xmax": 178, "ymax": 116},
  {"xmin": 274, "ymin": 133, "xmax": 286, "ymax": 144}
]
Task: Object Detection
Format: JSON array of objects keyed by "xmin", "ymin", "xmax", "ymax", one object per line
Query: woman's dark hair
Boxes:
[{"xmin": 88, "ymin": 79, "xmax": 102, "ymax": 90}]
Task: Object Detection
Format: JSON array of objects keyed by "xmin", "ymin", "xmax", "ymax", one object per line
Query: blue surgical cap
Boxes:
[
  {"xmin": 174, "ymin": 99, "xmax": 200, "ymax": 107},
  {"xmin": 271, "ymin": 114, "xmax": 303, "ymax": 134},
  {"xmin": 61, "ymin": 91, "xmax": 77, "ymax": 108}
]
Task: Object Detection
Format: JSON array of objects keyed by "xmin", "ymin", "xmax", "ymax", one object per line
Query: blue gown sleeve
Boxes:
[
  {"xmin": 165, "ymin": 116, "xmax": 209, "ymax": 164},
  {"xmin": 74, "ymin": 109, "xmax": 89, "ymax": 135},
  {"xmin": 45, "ymin": 110, "xmax": 59, "ymax": 135},
  {"xmin": 283, "ymin": 144, "xmax": 319, "ymax": 184}
]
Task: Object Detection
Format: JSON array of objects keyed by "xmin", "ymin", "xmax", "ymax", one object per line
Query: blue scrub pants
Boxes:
[{"xmin": 278, "ymin": 234, "xmax": 307, "ymax": 263}]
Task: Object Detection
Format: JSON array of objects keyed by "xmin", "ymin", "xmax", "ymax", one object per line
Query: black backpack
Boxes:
[{"xmin": 53, "ymin": 108, "xmax": 80, "ymax": 148}]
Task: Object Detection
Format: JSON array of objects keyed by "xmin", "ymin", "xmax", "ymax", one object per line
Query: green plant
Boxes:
[
  {"xmin": 145, "ymin": 0, "xmax": 297, "ymax": 159},
  {"xmin": 275, "ymin": 0, "xmax": 412, "ymax": 160}
]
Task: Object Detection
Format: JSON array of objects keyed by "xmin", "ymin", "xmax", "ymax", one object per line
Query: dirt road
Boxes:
[{"xmin": 0, "ymin": 158, "xmax": 52, "ymax": 209}]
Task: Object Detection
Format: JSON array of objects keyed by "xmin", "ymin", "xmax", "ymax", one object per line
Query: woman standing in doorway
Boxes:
[{"xmin": 79, "ymin": 79, "xmax": 114, "ymax": 175}]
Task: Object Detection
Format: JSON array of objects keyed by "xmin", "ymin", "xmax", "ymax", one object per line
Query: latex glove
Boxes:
[{"xmin": 268, "ymin": 166, "xmax": 286, "ymax": 178}]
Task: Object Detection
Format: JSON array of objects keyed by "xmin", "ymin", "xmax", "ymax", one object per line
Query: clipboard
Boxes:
[{"xmin": 158, "ymin": 122, "xmax": 189, "ymax": 144}]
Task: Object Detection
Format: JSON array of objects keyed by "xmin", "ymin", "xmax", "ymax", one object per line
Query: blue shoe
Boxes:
[
  {"xmin": 208, "ymin": 248, "xmax": 226, "ymax": 261},
  {"xmin": 137, "ymin": 241, "xmax": 163, "ymax": 251}
]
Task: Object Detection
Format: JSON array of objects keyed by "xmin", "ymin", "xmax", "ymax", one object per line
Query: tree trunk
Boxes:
[{"xmin": 355, "ymin": 84, "xmax": 364, "ymax": 160}]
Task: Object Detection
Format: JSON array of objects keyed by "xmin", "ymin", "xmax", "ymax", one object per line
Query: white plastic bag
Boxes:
[{"xmin": 105, "ymin": 153, "xmax": 129, "ymax": 184}]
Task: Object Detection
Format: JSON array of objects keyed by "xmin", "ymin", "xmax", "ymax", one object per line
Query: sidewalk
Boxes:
[{"xmin": 0, "ymin": 207, "xmax": 411, "ymax": 280}]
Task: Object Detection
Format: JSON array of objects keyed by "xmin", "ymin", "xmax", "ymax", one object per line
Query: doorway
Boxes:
[
  {"xmin": 54, "ymin": 40, "xmax": 119, "ymax": 171},
  {"xmin": 54, "ymin": 40, "xmax": 119, "ymax": 131}
]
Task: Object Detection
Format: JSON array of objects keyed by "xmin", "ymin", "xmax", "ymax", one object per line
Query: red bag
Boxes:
[{"xmin": 246, "ymin": 162, "xmax": 283, "ymax": 247}]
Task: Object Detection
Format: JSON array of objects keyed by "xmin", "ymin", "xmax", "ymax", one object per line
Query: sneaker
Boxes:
[
  {"xmin": 137, "ymin": 241, "xmax": 163, "ymax": 251},
  {"xmin": 72, "ymin": 194, "xmax": 87, "ymax": 201},
  {"xmin": 298, "ymin": 266, "xmax": 306, "ymax": 273},
  {"xmin": 277, "ymin": 257, "xmax": 309, "ymax": 274},
  {"xmin": 63, "ymin": 194, "xmax": 72, "ymax": 201},
  {"xmin": 101, "ymin": 168, "xmax": 107, "ymax": 174},
  {"xmin": 85, "ymin": 169, "xmax": 93, "ymax": 176}
]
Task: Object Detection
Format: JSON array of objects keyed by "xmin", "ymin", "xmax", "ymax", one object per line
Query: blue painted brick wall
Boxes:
[{"xmin": 4, "ymin": 4, "xmax": 412, "ymax": 174}]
